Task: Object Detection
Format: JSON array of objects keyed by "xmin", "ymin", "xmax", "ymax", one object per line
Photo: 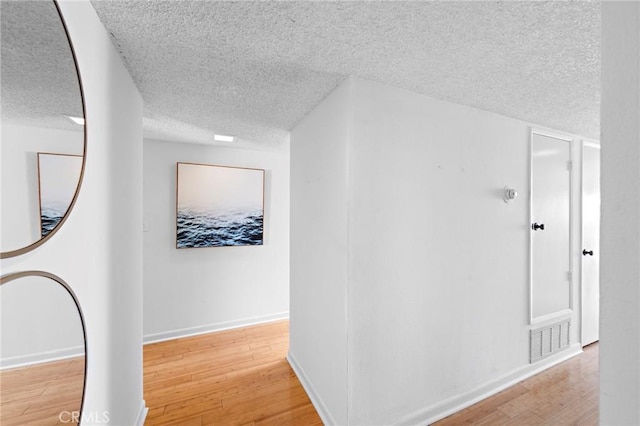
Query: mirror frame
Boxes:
[
  {"xmin": 0, "ymin": 0, "xmax": 87, "ymax": 259},
  {"xmin": 0, "ymin": 270, "xmax": 88, "ymax": 424}
]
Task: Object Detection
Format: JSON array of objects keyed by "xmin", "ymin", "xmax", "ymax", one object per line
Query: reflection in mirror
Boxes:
[
  {"xmin": 1, "ymin": 0, "xmax": 85, "ymax": 256},
  {"xmin": 38, "ymin": 153, "xmax": 84, "ymax": 237},
  {"xmin": 0, "ymin": 273, "xmax": 86, "ymax": 425}
]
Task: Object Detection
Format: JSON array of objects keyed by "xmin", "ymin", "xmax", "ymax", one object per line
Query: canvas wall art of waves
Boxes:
[
  {"xmin": 177, "ymin": 208, "xmax": 263, "ymax": 248},
  {"xmin": 40, "ymin": 205, "xmax": 66, "ymax": 237},
  {"xmin": 176, "ymin": 162, "xmax": 265, "ymax": 248},
  {"xmin": 37, "ymin": 153, "xmax": 83, "ymax": 238}
]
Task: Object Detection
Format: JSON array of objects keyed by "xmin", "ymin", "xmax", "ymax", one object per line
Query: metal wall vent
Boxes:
[{"xmin": 530, "ymin": 319, "xmax": 571, "ymax": 363}]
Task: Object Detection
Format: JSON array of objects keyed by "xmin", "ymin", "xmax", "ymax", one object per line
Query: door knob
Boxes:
[
  {"xmin": 531, "ymin": 223, "xmax": 545, "ymax": 231},
  {"xmin": 583, "ymin": 249, "xmax": 594, "ymax": 256}
]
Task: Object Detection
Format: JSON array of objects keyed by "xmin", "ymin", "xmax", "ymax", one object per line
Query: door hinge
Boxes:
[
  {"xmin": 567, "ymin": 161, "xmax": 572, "ymax": 171},
  {"xmin": 567, "ymin": 271, "xmax": 572, "ymax": 282}
]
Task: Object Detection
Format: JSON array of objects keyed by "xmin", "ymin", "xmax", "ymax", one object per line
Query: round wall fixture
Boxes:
[{"xmin": 503, "ymin": 186, "xmax": 518, "ymax": 203}]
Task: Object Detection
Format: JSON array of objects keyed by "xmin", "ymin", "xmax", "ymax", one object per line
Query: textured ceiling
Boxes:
[
  {"xmin": 90, "ymin": 0, "xmax": 600, "ymax": 147},
  {"xmin": 1, "ymin": 0, "xmax": 83, "ymax": 131},
  {"xmin": 2, "ymin": 1, "xmax": 600, "ymax": 147}
]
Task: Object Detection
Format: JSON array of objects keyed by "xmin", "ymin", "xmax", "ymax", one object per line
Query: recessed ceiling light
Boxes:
[
  {"xmin": 214, "ymin": 134, "xmax": 235, "ymax": 142},
  {"xmin": 66, "ymin": 115, "xmax": 85, "ymax": 125}
]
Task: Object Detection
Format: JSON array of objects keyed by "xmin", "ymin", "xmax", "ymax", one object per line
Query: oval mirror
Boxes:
[
  {"xmin": 1, "ymin": 0, "xmax": 86, "ymax": 258},
  {"xmin": 0, "ymin": 272, "xmax": 87, "ymax": 425}
]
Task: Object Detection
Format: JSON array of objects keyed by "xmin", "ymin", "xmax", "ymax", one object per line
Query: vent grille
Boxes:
[{"xmin": 530, "ymin": 319, "xmax": 571, "ymax": 363}]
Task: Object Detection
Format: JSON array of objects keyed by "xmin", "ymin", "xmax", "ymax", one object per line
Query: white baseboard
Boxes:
[
  {"xmin": 135, "ymin": 399, "xmax": 148, "ymax": 426},
  {"xmin": 287, "ymin": 351, "xmax": 337, "ymax": 426},
  {"xmin": 397, "ymin": 343, "xmax": 583, "ymax": 425},
  {"xmin": 0, "ymin": 345, "xmax": 84, "ymax": 370},
  {"xmin": 1, "ymin": 312, "xmax": 289, "ymax": 369},
  {"xmin": 143, "ymin": 311, "xmax": 290, "ymax": 344}
]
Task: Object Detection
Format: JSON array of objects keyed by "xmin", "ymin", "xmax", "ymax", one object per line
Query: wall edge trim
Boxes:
[
  {"xmin": 397, "ymin": 343, "xmax": 583, "ymax": 425},
  {"xmin": 287, "ymin": 351, "xmax": 337, "ymax": 426},
  {"xmin": 143, "ymin": 311, "xmax": 289, "ymax": 344},
  {"xmin": 135, "ymin": 399, "xmax": 148, "ymax": 426}
]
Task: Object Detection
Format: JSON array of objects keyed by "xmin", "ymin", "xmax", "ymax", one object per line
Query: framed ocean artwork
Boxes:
[
  {"xmin": 176, "ymin": 162, "xmax": 265, "ymax": 248},
  {"xmin": 37, "ymin": 153, "xmax": 83, "ymax": 237}
]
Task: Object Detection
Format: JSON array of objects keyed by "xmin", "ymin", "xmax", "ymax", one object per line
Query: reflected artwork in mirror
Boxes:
[
  {"xmin": 0, "ymin": 272, "xmax": 87, "ymax": 425},
  {"xmin": 38, "ymin": 153, "xmax": 84, "ymax": 237},
  {"xmin": 0, "ymin": 0, "xmax": 86, "ymax": 258}
]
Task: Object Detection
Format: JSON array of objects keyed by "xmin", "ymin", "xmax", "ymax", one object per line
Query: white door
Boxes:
[
  {"xmin": 530, "ymin": 131, "xmax": 572, "ymax": 323},
  {"xmin": 581, "ymin": 142, "xmax": 600, "ymax": 346}
]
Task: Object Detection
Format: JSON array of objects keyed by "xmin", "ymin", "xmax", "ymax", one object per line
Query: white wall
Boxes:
[
  {"xmin": 0, "ymin": 0, "xmax": 145, "ymax": 424},
  {"xmin": 289, "ymin": 80, "xmax": 351, "ymax": 425},
  {"xmin": 291, "ymin": 77, "xmax": 589, "ymax": 425},
  {"xmin": 143, "ymin": 139, "xmax": 290, "ymax": 341},
  {"xmin": 600, "ymin": 2, "xmax": 640, "ymax": 424},
  {"xmin": 0, "ymin": 124, "xmax": 83, "ymax": 252},
  {"xmin": 348, "ymin": 78, "xmax": 585, "ymax": 425}
]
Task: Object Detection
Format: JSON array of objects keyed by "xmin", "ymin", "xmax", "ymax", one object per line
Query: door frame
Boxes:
[{"xmin": 529, "ymin": 128, "xmax": 575, "ymax": 325}]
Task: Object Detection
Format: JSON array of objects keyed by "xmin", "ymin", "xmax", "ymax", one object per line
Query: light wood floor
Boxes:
[
  {"xmin": 144, "ymin": 320, "xmax": 322, "ymax": 425},
  {"xmin": 434, "ymin": 343, "xmax": 599, "ymax": 426},
  {"xmin": 1, "ymin": 322, "xmax": 598, "ymax": 426},
  {"xmin": 0, "ymin": 356, "xmax": 84, "ymax": 426}
]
